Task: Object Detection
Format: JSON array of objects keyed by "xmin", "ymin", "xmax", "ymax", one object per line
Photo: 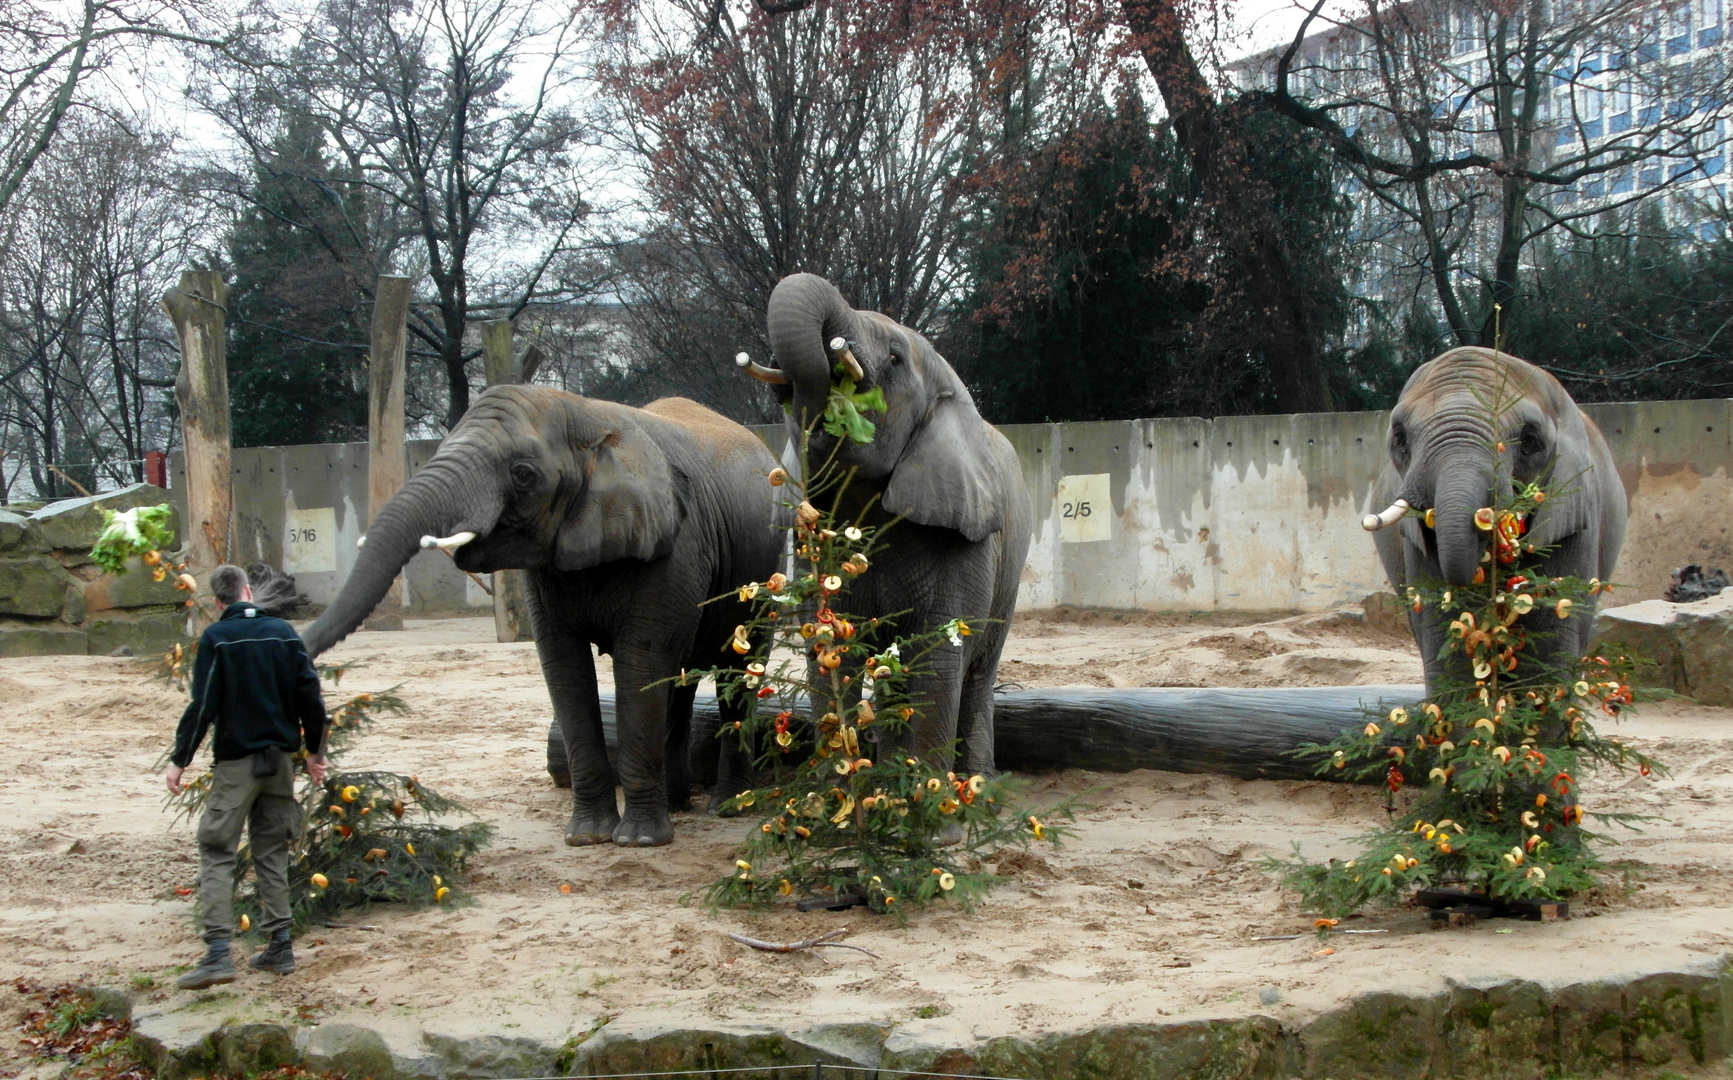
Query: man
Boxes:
[{"xmin": 165, "ymin": 564, "xmax": 328, "ymax": 990}]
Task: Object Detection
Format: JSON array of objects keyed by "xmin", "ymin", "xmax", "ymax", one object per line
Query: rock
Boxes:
[
  {"xmin": 0, "ymin": 620, "xmax": 87, "ymax": 657},
  {"xmin": 60, "ymin": 582, "xmax": 85, "ymax": 625},
  {"xmin": 82, "ymin": 554, "xmax": 186, "ymax": 611},
  {"xmin": 1259, "ymin": 987, "xmax": 1282, "ymax": 1005},
  {"xmin": 573, "ymin": 1019, "xmax": 887, "ymax": 1075},
  {"xmin": 300, "ymin": 1024, "xmax": 402, "ymax": 1080},
  {"xmin": 28, "ymin": 483, "xmax": 174, "ymax": 551},
  {"xmin": 0, "ymin": 509, "xmax": 48, "ymax": 554},
  {"xmin": 85, "ymin": 605, "xmax": 187, "ymax": 658},
  {"xmin": 984, "ymin": 1020, "xmax": 1292, "ymax": 1080},
  {"xmin": 1302, "ymin": 990, "xmax": 1446, "ymax": 1078},
  {"xmin": 131, "ymin": 1009, "xmax": 218, "ymax": 1080},
  {"xmin": 108, "ymin": 645, "xmax": 134, "ymax": 657},
  {"xmin": 1593, "ymin": 594, "xmax": 1733, "ymax": 706},
  {"xmin": 0, "ymin": 554, "xmax": 72, "ymax": 618},
  {"xmin": 216, "ymin": 1023, "xmax": 297, "ymax": 1075}
]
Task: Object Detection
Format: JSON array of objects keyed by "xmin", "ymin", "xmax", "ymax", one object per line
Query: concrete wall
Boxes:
[{"xmin": 186, "ymin": 398, "xmax": 1733, "ymax": 615}]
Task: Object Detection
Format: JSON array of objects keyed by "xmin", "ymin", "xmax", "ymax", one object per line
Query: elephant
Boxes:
[
  {"xmin": 1363, "ymin": 347, "xmax": 1627, "ymax": 693},
  {"xmin": 736, "ymin": 272, "xmax": 1033, "ymax": 775},
  {"xmin": 301, "ymin": 387, "xmax": 786, "ymax": 847}
]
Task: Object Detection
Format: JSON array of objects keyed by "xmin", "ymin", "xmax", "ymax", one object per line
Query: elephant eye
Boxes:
[
  {"xmin": 510, "ymin": 462, "xmax": 538, "ymax": 490},
  {"xmin": 1519, "ymin": 424, "xmax": 1546, "ymax": 456},
  {"xmin": 1390, "ymin": 423, "xmax": 1409, "ymax": 458}
]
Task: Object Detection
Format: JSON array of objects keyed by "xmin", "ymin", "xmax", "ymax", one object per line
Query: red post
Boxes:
[{"xmin": 144, "ymin": 450, "xmax": 168, "ymax": 489}]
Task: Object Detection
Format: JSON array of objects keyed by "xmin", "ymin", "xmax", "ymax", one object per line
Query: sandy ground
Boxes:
[{"xmin": 3, "ymin": 605, "xmax": 1732, "ymax": 1066}]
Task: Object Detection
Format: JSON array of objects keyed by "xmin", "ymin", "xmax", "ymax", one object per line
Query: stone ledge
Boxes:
[{"xmin": 118, "ymin": 953, "xmax": 1733, "ymax": 1080}]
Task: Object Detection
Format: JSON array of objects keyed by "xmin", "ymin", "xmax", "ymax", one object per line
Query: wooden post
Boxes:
[
  {"xmin": 482, "ymin": 319, "xmax": 534, "ymax": 642},
  {"xmin": 365, "ymin": 275, "xmax": 412, "ymax": 632},
  {"xmin": 162, "ymin": 270, "xmax": 232, "ymax": 630}
]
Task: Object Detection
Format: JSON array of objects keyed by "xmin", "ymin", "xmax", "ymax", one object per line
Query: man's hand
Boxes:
[
  {"xmin": 305, "ymin": 753, "xmax": 328, "ymax": 785},
  {"xmin": 165, "ymin": 764, "xmax": 185, "ymax": 795}
]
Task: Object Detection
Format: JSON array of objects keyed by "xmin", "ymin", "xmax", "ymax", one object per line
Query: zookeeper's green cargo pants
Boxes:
[{"xmin": 196, "ymin": 753, "xmax": 299, "ymax": 942}]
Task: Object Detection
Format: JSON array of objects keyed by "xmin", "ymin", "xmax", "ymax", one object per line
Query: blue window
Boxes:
[
  {"xmin": 1610, "ymin": 112, "xmax": 1632, "ymax": 132},
  {"xmin": 1667, "ymin": 98, "xmax": 1691, "ymax": 118},
  {"xmin": 1639, "ymin": 104, "xmax": 1661, "ymax": 124},
  {"xmin": 1703, "ymin": 26, "xmax": 1724, "ymax": 46},
  {"xmin": 1672, "ymin": 159, "xmax": 1701, "ymax": 180},
  {"xmin": 1668, "ymin": 33, "xmax": 1691, "ymax": 54},
  {"xmin": 1556, "ymin": 127, "xmax": 1574, "ymax": 146},
  {"xmin": 1641, "ymin": 166, "xmax": 1662, "ymax": 186},
  {"xmin": 1610, "ymin": 172, "xmax": 1633, "ymax": 193},
  {"xmin": 1702, "ymin": 221, "xmax": 1725, "ymax": 242},
  {"xmin": 1707, "ymin": 154, "xmax": 1727, "ymax": 175},
  {"xmin": 1585, "ymin": 177, "xmax": 1606, "ymax": 197},
  {"xmin": 1583, "ymin": 118, "xmax": 1603, "ymax": 139},
  {"xmin": 1582, "ymin": 52, "xmax": 1602, "ymax": 73},
  {"xmin": 1638, "ymin": 41, "xmax": 1661, "ymax": 62}
]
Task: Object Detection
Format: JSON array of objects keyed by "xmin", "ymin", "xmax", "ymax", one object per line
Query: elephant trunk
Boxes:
[
  {"xmin": 1430, "ymin": 456, "xmax": 1493, "ymax": 587},
  {"xmin": 302, "ymin": 460, "xmax": 501, "ymax": 657},
  {"xmin": 767, "ymin": 273, "xmax": 862, "ymax": 435}
]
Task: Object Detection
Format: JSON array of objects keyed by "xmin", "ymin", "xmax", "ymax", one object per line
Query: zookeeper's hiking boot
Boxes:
[
  {"xmin": 250, "ymin": 933, "xmax": 296, "ymax": 975},
  {"xmin": 176, "ymin": 941, "xmax": 236, "ymax": 990}
]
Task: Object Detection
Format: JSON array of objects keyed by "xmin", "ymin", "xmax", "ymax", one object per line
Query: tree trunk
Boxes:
[
  {"xmin": 162, "ymin": 270, "xmax": 232, "ymax": 632},
  {"xmin": 482, "ymin": 318, "xmax": 533, "ymax": 643},
  {"xmin": 1119, "ymin": 0, "xmax": 1333, "ymax": 413},
  {"xmin": 365, "ymin": 275, "xmax": 411, "ymax": 631},
  {"xmin": 546, "ymin": 685, "xmax": 1425, "ymax": 788}
]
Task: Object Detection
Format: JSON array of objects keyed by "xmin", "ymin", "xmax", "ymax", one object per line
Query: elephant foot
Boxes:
[
  {"xmin": 564, "ymin": 806, "xmax": 620, "ymax": 847},
  {"xmin": 706, "ymin": 788, "xmax": 748, "ymax": 817},
  {"xmin": 613, "ymin": 808, "xmax": 675, "ymax": 847}
]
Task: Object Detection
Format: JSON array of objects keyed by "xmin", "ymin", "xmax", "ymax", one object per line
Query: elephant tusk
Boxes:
[
  {"xmin": 1362, "ymin": 499, "xmax": 1412, "ymax": 532},
  {"xmin": 829, "ymin": 336, "xmax": 865, "ymax": 381},
  {"xmin": 419, "ymin": 531, "xmax": 477, "ymax": 555},
  {"xmin": 735, "ymin": 352, "xmax": 788, "ymax": 385},
  {"xmin": 356, "ymin": 535, "xmax": 366, "ymax": 549}
]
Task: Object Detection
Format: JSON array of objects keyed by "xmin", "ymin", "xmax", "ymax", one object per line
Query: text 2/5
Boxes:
[{"xmin": 1061, "ymin": 501, "xmax": 1092, "ymax": 519}]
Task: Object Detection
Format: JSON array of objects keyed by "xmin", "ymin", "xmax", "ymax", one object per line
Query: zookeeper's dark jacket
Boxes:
[{"xmin": 169, "ymin": 602, "xmax": 328, "ymax": 768}]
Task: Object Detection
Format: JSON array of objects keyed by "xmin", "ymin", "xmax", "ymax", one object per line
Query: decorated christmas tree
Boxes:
[
  {"xmin": 92, "ymin": 505, "xmax": 492, "ymax": 931},
  {"xmin": 695, "ymin": 438, "xmax": 1072, "ymax": 919},
  {"xmin": 159, "ymin": 653, "xmax": 492, "ymax": 927},
  {"xmin": 1272, "ymin": 440, "xmax": 1661, "ymax": 917}
]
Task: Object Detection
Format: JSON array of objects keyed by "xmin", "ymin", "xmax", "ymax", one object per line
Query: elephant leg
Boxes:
[
  {"xmin": 535, "ymin": 622, "xmax": 618, "ymax": 846},
  {"xmin": 708, "ymin": 689, "xmax": 757, "ymax": 815},
  {"xmin": 956, "ymin": 627, "xmax": 1007, "ymax": 778},
  {"xmin": 611, "ymin": 648, "xmax": 677, "ymax": 847},
  {"xmin": 665, "ymin": 681, "xmax": 697, "ymax": 813}
]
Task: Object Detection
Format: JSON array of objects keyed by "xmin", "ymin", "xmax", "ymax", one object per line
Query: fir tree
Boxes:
[{"xmin": 225, "ymin": 116, "xmax": 370, "ymax": 449}]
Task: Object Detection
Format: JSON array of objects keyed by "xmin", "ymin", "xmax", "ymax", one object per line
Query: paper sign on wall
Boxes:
[
  {"xmin": 284, "ymin": 508, "xmax": 337, "ymax": 573},
  {"xmin": 1056, "ymin": 473, "xmax": 1112, "ymax": 543}
]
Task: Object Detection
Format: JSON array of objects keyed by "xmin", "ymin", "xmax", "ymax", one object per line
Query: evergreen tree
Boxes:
[
  {"xmin": 952, "ymin": 94, "xmax": 1388, "ymax": 422},
  {"xmin": 225, "ymin": 117, "xmax": 369, "ymax": 449}
]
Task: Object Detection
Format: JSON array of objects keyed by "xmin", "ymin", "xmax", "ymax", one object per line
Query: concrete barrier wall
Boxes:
[{"xmin": 188, "ymin": 398, "xmax": 1733, "ymax": 615}]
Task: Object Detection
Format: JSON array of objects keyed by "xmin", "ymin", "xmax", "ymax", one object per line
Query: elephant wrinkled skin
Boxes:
[
  {"xmin": 1368, "ymin": 347, "xmax": 1628, "ymax": 693},
  {"xmin": 748, "ymin": 273, "xmax": 1033, "ymax": 775},
  {"xmin": 302, "ymin": 388, "xmax": 785, "ymax": 847}
]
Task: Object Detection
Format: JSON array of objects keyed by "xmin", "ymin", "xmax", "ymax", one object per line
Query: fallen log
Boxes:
[{"xmin": 545, "ymin": 684, "xmax": 1424, "ymax": 789}]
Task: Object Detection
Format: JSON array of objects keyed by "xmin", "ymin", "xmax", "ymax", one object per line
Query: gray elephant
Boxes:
[
  {"xmin": 302, "ymin": 387, "xmax": 784, "ymax": 847},
  {"xmin": 737, "ymin": 273, "xmax": 1033, "ymax": 775},
  {"xmin": 1363, "ymin": 347, "xmax": 1627, "ymax": 693}
]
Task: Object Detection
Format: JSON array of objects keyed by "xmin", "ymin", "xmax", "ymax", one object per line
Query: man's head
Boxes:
[{"xmin": 209, "ymin": 564, "xmax": 254, "ymax": 609}]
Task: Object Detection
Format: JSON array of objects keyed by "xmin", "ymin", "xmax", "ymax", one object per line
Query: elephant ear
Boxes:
[
  {"xmin": 884, "ymin": 393, "xmax": 1004, "ymax": 542},
  {"xmin": 1524, "ymin": 406, "xmax": 1606, "ymax": 554},
  {"xmin": 555, "ymin": 423, "xmax": 685, "ymax": 572}
]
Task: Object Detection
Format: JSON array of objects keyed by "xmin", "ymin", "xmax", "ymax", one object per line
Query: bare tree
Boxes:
[
  {"xmin": 595, "ymin": 0, "xmax": 1118, "ymax": 417},
  {"xmin": 0, "ymin": 116, "xmax": 194, "ymax": 501},
  {"xmin": 0, "ymin": 0, "xmax": 233, "ymax": 221},
  {"xmin": 193, "ymin": 0, "xmax": 599, "ymax": 430},
  {"xmin": 1252, "ymin": 0, "xmax": 1731, "ymax": 347}
]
